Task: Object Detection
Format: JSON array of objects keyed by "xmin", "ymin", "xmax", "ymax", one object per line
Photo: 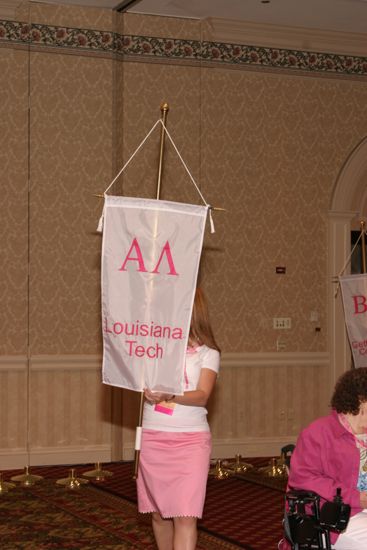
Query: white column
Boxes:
[{"xmin": 328, "ymin": 210, "xmax": 358, "ymax": 390}]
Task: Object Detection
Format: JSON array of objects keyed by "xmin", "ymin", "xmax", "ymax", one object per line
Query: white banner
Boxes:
[
  {"xmin": 339, "ymin": 273, "xmax": 367, "ymax": 368},
  {"xmin": 101, "ymin": 195, "xmax": 208, "ymax": 394}
]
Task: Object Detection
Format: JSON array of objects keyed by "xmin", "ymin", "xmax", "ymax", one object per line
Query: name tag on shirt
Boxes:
[{"xmin": 154, "ymin": 401, "xmax": 176, "ymax": 416}]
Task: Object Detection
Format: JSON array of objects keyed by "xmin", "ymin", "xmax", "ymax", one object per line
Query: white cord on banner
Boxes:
[
  {"xmin": 97, "ymin": 119, "xmax": 161, "ymax": 232},
  {"xmin": 158, "ymin": 119, "xmax": 215, "ymax": 233},
  {"xmin": 104, "ymin": 118, "xmax": 162, "ymax": 195},
  {"xmin": 158, "ymin": 120, "xmax": 205, "ymax": 205},
  {"xmin": 97, "ymin": 117, "xmax": 215, "ymax": 233},
  {"xmin": 337, "ymin": 231, "xmax": 364, "ymax": 278}
]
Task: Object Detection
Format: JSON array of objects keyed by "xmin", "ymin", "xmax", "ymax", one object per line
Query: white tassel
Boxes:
[
  {"xmin": 135, "ymin": 426, "xmax": 142, "ymax": 450},
  {"xmin": 209, "ymin": 208, "xmax": 215, "ymax": 234},
  {"xmin": 96, "ymin": 205, "xmax": 105, "ymax": 233}
]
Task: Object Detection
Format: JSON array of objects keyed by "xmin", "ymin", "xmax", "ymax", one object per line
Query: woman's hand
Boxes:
[
  {"xmin": 144, "ymin": 388, "xmax": 174, "ymax": 404},
  {"xmin": 144, "ymin": 367, "xmax": 217, "ymax": 407},
  {"xmin": 360, "ymin": 492, "xmax": 367, "ymax": 508}
]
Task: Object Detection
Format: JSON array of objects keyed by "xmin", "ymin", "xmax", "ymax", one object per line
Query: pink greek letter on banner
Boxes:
[
  {"xmin": 101, "ymin": 195, "xmax": 208, "ymax": 394},
  {"xmin": 339, "ymin": 274, "xmax": 367, "ymax": 368}
]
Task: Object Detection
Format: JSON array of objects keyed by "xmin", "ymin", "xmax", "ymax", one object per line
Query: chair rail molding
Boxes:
[{"xmin": 0, "ymin": 352, "xmax": 331, "ymax": 372}]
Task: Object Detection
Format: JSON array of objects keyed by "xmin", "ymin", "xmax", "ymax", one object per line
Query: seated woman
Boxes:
[{"xmin": 288, "ymin": 367, "xmax": 367, "ymax": 549}]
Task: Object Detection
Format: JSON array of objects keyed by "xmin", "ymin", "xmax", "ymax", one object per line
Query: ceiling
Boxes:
[{"xmin": 5, "ymin": 0, "xmax": 367, "ymax": 35}]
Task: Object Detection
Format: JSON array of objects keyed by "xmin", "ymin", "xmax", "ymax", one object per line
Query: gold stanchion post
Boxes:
[
  {"xmin": 208, "ymin": 459, "xmax": 230, "ymax": 480},
  {"xmin": 133, "ymin": 103, "xmax": 170, "ymax": 480},
  {"xmin": 225, "ymin": 454, "xmax": 254, "ymax": 474},
  {"xmin": 258, "ymin": 457, "xmax": 288, "ymax": 478},
  {"xmin": 0, "ymin": 472, "xmax": 16, "ymax": 494},
  {"xmin": 83, "ymin": 462, "xmax": 113, "ymax": 481},
  {"xmin": 11, "ymin": 465, "xmax": 43, "ymax": 486},
  {"xmin": 56, "ymin": 468, "xmax": 89, "ymax": 489}
]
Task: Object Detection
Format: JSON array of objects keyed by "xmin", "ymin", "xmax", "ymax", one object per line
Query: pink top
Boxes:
[{"xmin": 288, "ymin": 409, "xmax": 362, "ymax": 544}]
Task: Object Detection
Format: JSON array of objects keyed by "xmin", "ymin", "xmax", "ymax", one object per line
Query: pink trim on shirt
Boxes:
[{"xmin": 184, "ymin": 345, "xmax": 199, "ymax": 389}]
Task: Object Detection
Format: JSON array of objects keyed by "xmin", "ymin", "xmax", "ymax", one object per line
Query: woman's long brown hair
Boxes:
[{"xmin": 189, "ymin": 288, "xmax": 221, "ymax": 353}]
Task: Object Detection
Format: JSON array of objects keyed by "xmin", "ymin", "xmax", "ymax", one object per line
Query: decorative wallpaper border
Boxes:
[{"xmin": 1, "ymin": 19, "xmax": 367, "ymax": 76}]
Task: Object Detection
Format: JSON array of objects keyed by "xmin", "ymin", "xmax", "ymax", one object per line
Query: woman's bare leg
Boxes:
[
  {"xmin": 173, "ymin": 517, "xmax": 197, "ymax": 550},
  {"xmin": 152, "ymin": 512, "xmax": 174, "ymax": 550}
]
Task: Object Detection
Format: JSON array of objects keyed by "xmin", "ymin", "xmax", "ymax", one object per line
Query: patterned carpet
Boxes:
[
  {"xmin": 0, "ymin": 459, "xmax": 286, "ymax": 549},
  {"xmin": 0, "ymin": 480, "xmax": 238, "ymax": 549}
]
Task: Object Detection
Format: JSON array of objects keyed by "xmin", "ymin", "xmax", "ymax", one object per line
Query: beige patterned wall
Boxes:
[
  {"xmin": 117, "ymin": 62, "xmax": 202, "ymax": 205},
  {"xmin": 208, "ymin": 360, "xmax": 329, "ymax": 439},
  {"xmin": 0, "ymin": 47, "xmax": 28, "ymax": 356},
  {"xmin": 29, "ymin": 50, "xmax": 113, "ymax": 355},
  {"xmin": 1, "ymin": 5, "xmax": 367, "ymax": 466},
  {"xmin": 200, "ymin": 70, "xmax": 367, "ymax": 352}
]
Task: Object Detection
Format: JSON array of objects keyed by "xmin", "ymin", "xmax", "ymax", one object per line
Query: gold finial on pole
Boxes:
[
  {"xmin": 156, "ymin": 102, "xmax": 169, "ymax": 200},
  {"xmin": 361, "ymin": 220, "xmax": 366, "ymax": 274}
]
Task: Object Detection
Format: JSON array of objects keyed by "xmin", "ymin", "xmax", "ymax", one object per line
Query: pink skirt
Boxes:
[{"xmin": 137, "ymin": 429, "xmax": 212, "ymax": 518}]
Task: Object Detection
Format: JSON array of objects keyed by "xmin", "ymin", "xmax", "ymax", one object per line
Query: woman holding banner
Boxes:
[{"xmin": 137, "ymin": 287, "xmax": 220, "ymax": 550}]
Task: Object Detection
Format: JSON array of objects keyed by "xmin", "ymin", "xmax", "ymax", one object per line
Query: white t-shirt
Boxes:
[{"xmin": 142, "ymin": 345, "xmax": 220, "ymax": 432}]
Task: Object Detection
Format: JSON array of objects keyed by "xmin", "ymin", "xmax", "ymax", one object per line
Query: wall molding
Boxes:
[
  {"xmin": 1, "ymin": 437, "xmax": 293, "ymax": 468},
  {"xmin": 122, "ymin": 435, "xmax": 296, "ymax": 461},
  {"xmin": 331, "ymin": 136, "xmax": 367, "ymax": 216},
  {"xmin": 0, "ymin": 355, "xmax": 28, "ymax": 371},
  {"xmin": 0, "ymin": 1, "xmax": 20, "ymax": 20},
  {"xmin": 0, "ymin": 352, "xmax": 329, "ymax": 372},
  {"xmin": 29, "ymin": 354, "xmax": 102, "ymax": 371},
  {"xmin": 221, "ymin": 351, "xmax": 329, "ymax": 368},
  {"xmin": 0, "ymin": 449, "xmax": 28, "ymax": 470},
  {"xmin": 0, "ymin": 444, "xmax": 111, "ymax": 470},
  {"xmin": 211, "ymin": 436, "xmax": 297, "ymax": 459},
  {"xmin": 205, "ymin": 17, "xmax": 367, "ymax": 57}
]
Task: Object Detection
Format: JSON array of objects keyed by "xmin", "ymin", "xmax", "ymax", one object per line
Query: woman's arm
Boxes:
[{"xmin": 144, "ymin": 368, "xmax": 217, "ymax": 407}]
